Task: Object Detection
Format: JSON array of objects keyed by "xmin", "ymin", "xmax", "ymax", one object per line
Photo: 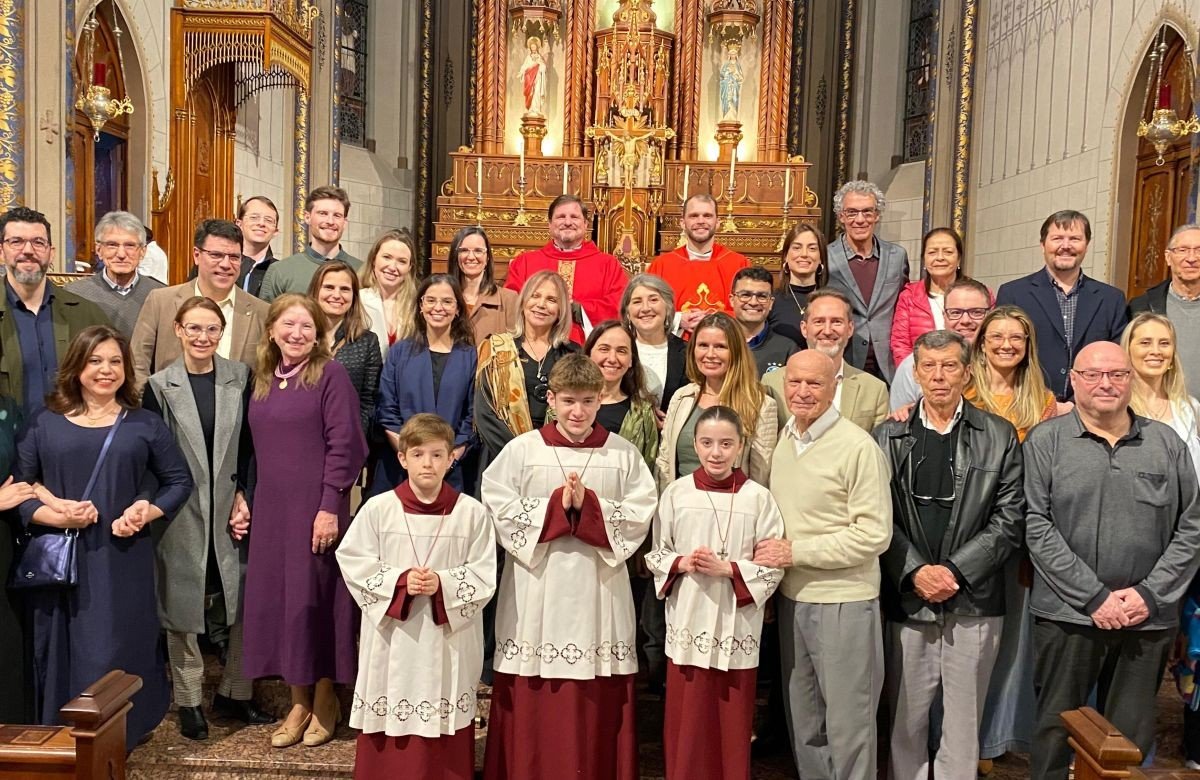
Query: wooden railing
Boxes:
[{"xmin": 0, "ymin": 670, "xmax": 142, "ymax": 779}]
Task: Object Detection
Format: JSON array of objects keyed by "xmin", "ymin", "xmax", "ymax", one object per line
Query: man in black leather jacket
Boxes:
[{"xmin": 871, "ymin": 329, "xmax": 1026, "ymax": 780}]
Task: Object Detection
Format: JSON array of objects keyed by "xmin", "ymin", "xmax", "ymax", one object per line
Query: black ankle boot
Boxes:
[{"xmin": 178, "ymin": 705, "xmax": 208, "ymax": 741}]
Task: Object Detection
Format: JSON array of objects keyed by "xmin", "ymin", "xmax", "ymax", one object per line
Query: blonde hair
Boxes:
[
  {"xmin": 253, "ymin": 294, "xmax": 334, "ymax": 399},
  {"xmin": 686, "ymin": 312, "xmax": 764, "ymax": 434},
  {"xmin": 360, "ymin": 228, "xmax": 418, "ymax": 342},
  {"xmin": 1122, "ymin": 312, "xmax": 1190, "ymax": 416},
  {"xmin": 512, "ymin": 270, "xmax": 573, "ymax": 347},
  {"xmin": 967, "ymin": 305, "xmax": 1051, "ymax": 431}
]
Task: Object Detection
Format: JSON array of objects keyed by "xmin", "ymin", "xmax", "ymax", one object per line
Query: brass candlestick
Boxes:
[
  {"xmin": 513, "ymin": 172, "xmax": 532, "ymax": 226},
  {"xmin": 776, "ymin": 198, "xmax": 792, "ymax": 251},
  {"xmin": 474, "ymin": 185, "xmax": 484, "ymax": 227},
  {"xmin": 720, "ymin": 176, "xmax": 739, "ymax": 233}
]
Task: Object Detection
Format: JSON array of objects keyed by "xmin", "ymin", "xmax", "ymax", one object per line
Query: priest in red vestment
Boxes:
[
  {"xmin": 504, "ymin": 194, "xmax": 628, "ymax": 344},
  {"xmin": 647, "ymin": 194, "xmax": 749, "ymax": 335}
]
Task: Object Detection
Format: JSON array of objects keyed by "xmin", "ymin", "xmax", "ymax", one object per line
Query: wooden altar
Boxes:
[{"xmin": 431, "ymin": 0, "xmax": 818, "ymax": 279}]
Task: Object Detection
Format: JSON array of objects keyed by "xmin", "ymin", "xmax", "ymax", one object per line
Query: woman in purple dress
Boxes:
[
  {"xmin": 241, "ymin": 294, "xmax": 368, "ymax": 749},
  {"xmin": 16, "ymin": 325, "xmax": 193, "ymax": 750}
]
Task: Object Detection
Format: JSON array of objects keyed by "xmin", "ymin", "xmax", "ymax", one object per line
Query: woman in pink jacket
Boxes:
[{"xmin": 891, "ymin": 227, "xmax": 968, "ymax": 364}]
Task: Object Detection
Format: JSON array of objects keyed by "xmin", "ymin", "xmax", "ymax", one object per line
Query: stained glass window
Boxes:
[
  {"xmin": 903, "ymin": 0, "xmax": 935, "ymax": 162},
  {"xmin": 339, "ymin": 0, "xmax": 369, "ymax": 146}
]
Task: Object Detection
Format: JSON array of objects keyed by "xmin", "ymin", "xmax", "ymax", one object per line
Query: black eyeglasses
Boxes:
[{"xmin": 908, "ymin": 431, "xmax": 956, "ymax": 507}]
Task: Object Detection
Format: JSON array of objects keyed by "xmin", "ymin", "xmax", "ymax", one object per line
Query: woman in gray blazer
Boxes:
[{"xmin": 142, "ymin": 296, "xmax": 274, "ymax": 740}]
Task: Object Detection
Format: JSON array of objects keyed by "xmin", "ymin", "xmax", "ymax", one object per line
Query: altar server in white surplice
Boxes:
[
  {"xmin": 480, "ymin": 354, "xmax": 657, "ymax": 780},
  {"xmin": 337, "ymin": 413, "xmax": 496, "ymax": 780},
  {"xmin": 646, "ymin": 404, "xmax": 783, "ymax": 780}
]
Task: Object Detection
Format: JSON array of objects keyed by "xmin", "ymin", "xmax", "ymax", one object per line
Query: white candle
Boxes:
[
  {"xmin": 476, "ymin": 156, "xmax": 483, "ymax": 195},
  {"xmin": 783, "ymin": 168, "xmax": 791, "ymax": 206},
  {"xmin": 562, "ymin": 162, "xmax": 569, "ymax": 193},
  {"xmin": 682, "ymin": 164, "xmax": 690, "ymax": 201},
  {"xmin": 729, "ymin": 148, "xmax": 737, "ymax": 181},
  {"xmin": 519, "ymin": 137, "xmax": 526, "ymax": 181}
]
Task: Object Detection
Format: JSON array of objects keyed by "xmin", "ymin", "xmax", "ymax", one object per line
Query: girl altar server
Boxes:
[
  {"xmin": 337, "ymin": 413, "xmax": 496, "ymax": 779},
  {"xmin": 645, "ymin": 405, "xmax": 784, "ymax": 780}
]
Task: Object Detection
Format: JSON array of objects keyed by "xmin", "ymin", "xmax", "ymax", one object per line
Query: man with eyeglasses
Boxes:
[
  {"xmin": 259, "ymin": 186, "xmax": 360, "ymax": 302},
  {"xmin": 890, "ymin": 277, "xmax": 993, "ymax": 411},
  {"xmin": 994, "ymin": 210, "xmax": 1127, "ymax": 401},
  {"xmin": 729, "ymin": 266, "xmax": 797, "ymax": 376},
  {"xmin": 763, "ymin": 288, "xmax": 889, "ymax": 432},
  {"xmin": 871, "ymin": 329, "xmax": 1025, "ymax": 780},
  {"xmin": 824, "ymin": 180, "xmax": 911, "ymax": 382},
  {"xmin": 131, "ymin": 219, "xmax": 269, "ymax": 388},
  {"xmin": 1023, "ymin": 341, "xmax": 1200, "ymax": 780},
  {"xmin": 65, "ymin": 210, "xmax": 165, "ymax": 340},
  {"xmin": 0, "ymin": 207, "xmax": 109, "ymax": 414},
  {"xmin": 646, "ymin": 194, "xmax": 748, "ymax": 334},
  {"xmin": 235, "ymin": 196, "xmax": 280, "ymax": 298},
  {"xmin": 1128, "ymin": 223, "xmax": 1200, "ymax": 397}
]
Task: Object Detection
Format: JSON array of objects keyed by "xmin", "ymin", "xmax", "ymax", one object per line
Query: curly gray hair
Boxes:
[
  {"xmin": 832, "ymin": 180, "xmax": 886, "ymax": 216},
  {"xmin": 93, "ymin": 210, "xmax": 147, "ymax": 246}
]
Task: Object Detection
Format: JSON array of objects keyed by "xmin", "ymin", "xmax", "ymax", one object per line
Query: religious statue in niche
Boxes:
[
  {"xmin": 719, "ymin": 41, "xmax": 744, "ymax": 120},
  {"xmin": 521, "ymin": 35, "xmax": 548, "ymax": 117}
]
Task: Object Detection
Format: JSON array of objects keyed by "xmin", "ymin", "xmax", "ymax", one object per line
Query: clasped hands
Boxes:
[
  {"xmin": 112, "ymin": 499, "xmax": 152, "ymax": 538},
  {"xmin": 676, "ymin": 546, "xmax": 733, "ymax": 579},
  {"xmin": 912, "ymin": 564, "xmax": 959, "ymax": 604},
  {"xmin": 560, "ymin": 471, "xmax": 586, "ymax": 512},
  {"xmin": 406, "ymin": 567, "xmax": 441, "ymax": 596},
  {"xmin": 1091, "ymin": 588, "xmax": 1150, "ymax": 629},
  {"xmin": 228, "ymin": 492, "xmax": 251, "ymax": 540}
]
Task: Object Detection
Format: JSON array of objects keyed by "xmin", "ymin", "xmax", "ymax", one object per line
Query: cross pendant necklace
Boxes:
[{"xmin": 704, "ymin": 482, "xmax": 737, "ymax": 559}]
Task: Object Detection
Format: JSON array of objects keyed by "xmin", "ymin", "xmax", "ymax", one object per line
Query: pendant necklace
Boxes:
[
  {"xmin": 704, "ymin": 481, "xmax": 738, "ymax": 559},
  {"xmin": 274, "ymin": 358, "xmax": 309, "ymax": 389},
  {"xmin": 400, "ymin": 502, "xmax": 448, "ymax": 569},
  {"xmin": 551, "ymin": 440, "xmax": 596, "ymax": 483}
]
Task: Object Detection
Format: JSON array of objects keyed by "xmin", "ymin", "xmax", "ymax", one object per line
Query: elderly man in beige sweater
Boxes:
[{"xmin": 754, "ymin": 349, "xmax": 892, "ymax": 780}]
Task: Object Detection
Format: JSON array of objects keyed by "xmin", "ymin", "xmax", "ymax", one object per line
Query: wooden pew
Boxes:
[{"xmin": 0, "ymin": 670, "xmax": 142, "ymax": 780}]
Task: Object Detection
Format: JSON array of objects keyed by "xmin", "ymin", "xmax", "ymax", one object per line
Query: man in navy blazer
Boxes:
[
  {"xmin": 824, "ymin": 180, "xmax": 910, "ymax": 382},
  {"xmin": 994, "ymin": 210, "xmax": 1127, "ymax": 401}
]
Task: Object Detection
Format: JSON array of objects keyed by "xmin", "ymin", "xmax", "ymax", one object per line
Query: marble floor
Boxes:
[{"xmin": 125, "ymin": 670, "xmax": 1192, "ymax": 779}]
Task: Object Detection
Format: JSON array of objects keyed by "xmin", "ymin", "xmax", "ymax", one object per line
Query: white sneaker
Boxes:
[{"xmin": 1186, "ymin": 760, "xmax": 1200, "ymax": 770}]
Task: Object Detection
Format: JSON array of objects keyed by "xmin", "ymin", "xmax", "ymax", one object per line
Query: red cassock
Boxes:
[
  {"xmin": 504, "ymin": 241, "xmax": 628, "ymax": 344},
  {"xmin": 645, "ymin": 244, "xmax": 749, "ymax": 315},
  {"xmin": 664, "ymin": 663, "xmax": 757, "ymax": 780},
  {"xmin": 355, "ymin": 727, "xmax": 475, "ymax": 780}
]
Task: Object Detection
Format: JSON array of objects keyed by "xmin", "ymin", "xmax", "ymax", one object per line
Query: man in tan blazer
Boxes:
[
  {"xmin": 764, "ymin": 288, "xmax": 888, "ymax": 432},
  {"xmin": 132, "ymin": 219, "xmax": 269, "ymax": 388}
]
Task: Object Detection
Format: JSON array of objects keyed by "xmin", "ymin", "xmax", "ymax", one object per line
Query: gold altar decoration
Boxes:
[
  {"xmin": 1137, "ymin": 25, "xmax": 1199, "ymax": 166},
  {"xmin": 434, "ymin": 0, "xmax": 816, "ymax": 280},
  {"xmin": 75, "ymin": 6, "xmax": 134, "ymax": 141}
]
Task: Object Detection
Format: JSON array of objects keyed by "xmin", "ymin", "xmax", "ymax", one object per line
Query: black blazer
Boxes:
[
  {"xmin": 660, "ymin": 334, "xmax": 689, "ymax": 414},
  {"xmin": 994, "ymin": 270, "xmax": 1128, "ymax": 401},
  {"xmin": 1127, "ymin": 279, "xmax": 1168, "ymax": 318}
]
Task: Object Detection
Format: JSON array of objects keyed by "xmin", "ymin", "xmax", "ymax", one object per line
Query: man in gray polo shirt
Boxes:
[{"xmin": 1024, "ymin": 341, "xmax": 1200, "ymax": 780}]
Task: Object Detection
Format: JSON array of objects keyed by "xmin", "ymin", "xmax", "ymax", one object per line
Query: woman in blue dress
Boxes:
[{"xmin": 16, "ymin": 325, "xmax": 193, "ymax": 750}]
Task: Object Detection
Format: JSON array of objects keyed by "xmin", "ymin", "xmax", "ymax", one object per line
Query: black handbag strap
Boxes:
[{"xmin": 81, "ymin": 410, "xmax": 125, "ymax": 503}]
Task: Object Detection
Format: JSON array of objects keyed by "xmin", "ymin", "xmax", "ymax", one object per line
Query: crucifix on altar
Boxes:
[
  {"xmin": 586, "ymin": 86, "xmax": 675, "ymax": 265},
  {"xmin": 431, "ymin": 0, "xmax": 820, "ymax": 282}
]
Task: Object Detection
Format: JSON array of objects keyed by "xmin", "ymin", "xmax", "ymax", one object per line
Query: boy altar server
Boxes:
[
  {"xmin": 646, "ymin": 405, "xmax": 784, "ymax": 779},
  {"xmin": 481, "ymin": 354, "xmax": 658, "ymax": 780},
  {"xmin": 337, "ymin": 414, "xmax": 496, "ymax": 779}
]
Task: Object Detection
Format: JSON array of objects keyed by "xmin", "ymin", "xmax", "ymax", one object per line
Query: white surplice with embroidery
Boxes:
[
  {"xmin": 645, "ymin": 476, "xmax": 784, "ymax": 670},
  {"xmin": 337, "ymin": 491, "xmax": 496, "ymax": 737},
  {"xmin": 481, "ymin": 430, "xmax": 657, "ymax": 679}
]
